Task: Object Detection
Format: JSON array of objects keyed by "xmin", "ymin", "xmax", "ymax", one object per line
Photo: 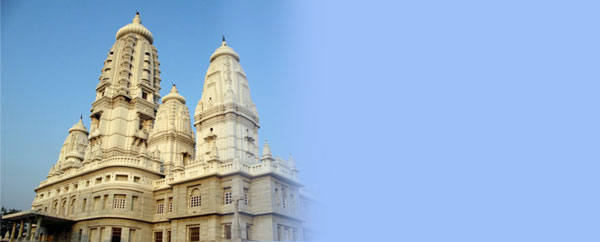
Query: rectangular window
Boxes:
[
  {"xmin": 246, "ymin": 224, "xmax": 252, "ymax": 240},
  {"xmin": 156, "ymin": 200, "xmax": 165, "ymax": 214},
  {"xmin": 105, "ymin": 175, "xmax": 111, "ymax": 181},
  {"xmin": 93, "ymin": 196, "xmax": 100, "ymax": 210},
  {"xmin": 223, "ymin": 223, "xmax": 232, "ymax": 239},
  {"xmin": 82, "ymin": 198, "xmax": 87, "ymax": 212},
  {"xmin": 189, "ymin": 227, "xmax": 200, "ymax": 242},
  {"xmin": 95, "ymin": 177, "xmax": 102, "ymax": 184},
  {"xmin": 86, "ymin": 180, "xmax": 90, "ymax": 187},
  {"xmin": 142, "ymin": 92, "xmax": 148, "ymax": 100},
  {"xmin": 132, "ymin": 196, "xmax": 139, "ymax": 210},
  {"xmin": 190, "ymin": 195, "xmax": 201, "ymax": 208},
  {"xmin": 282, "ymin": 188, "xmax": 287, "ymax": 208},
  {"xmin": 154, "ymin": 231, "xmax": 163, "ymax": 242},
  {"xmin": 111, "ymin": 227, "xmax": 121, "ymax": 242},
  {"xmin": 113, "ymin": 195, "xmax": 126, "ymax": 209},
  {"xmin": 224, "ymin": 189, "xmax": 232, "ymax": 205},
  {"xmin": 78, "ymin": 229, "xmax": 82, "ymax": 242},
  {"xmin": 134, "ymin": 176, "xmax": 141, "ymax": 183},
  {"xmin": 103, "ymin": 195, "xmax": 109, "ymax": 209},
  {"xmin": 167, "ymin": 230, "xmax": 171, "ymax": 242},
  {"xmin": 244, "ymin": 188, "xmax": 249, "ymax": 205},
  {"xmin": 115, "ymin": 174, "xmax": 128, "ymax": 181}
]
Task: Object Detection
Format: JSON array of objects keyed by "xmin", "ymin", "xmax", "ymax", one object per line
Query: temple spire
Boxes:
[
  {"xmin": 289, "ymin": 153, "xmax": 297, "ymax": 170},
  {"xmin": 262, "ymin": 140, "xmax": 272, "ymax": 159}
]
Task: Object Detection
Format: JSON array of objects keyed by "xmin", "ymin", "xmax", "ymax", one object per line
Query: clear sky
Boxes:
[{"xmin": 3, "ymin": 0, "xmax": 600, "ymax": 241}]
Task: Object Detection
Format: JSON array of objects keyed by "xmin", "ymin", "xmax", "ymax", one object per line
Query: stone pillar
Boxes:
[
  {"xmin": 25, "ymin": 218, "xmax": 32, "ymax": 241},
  {"xmin": 34, "ymin": 216, "xmax": 42, "ymax": 241},
  {"xmin": 102, "ymin": 227, "xmax": 111, "ymax": 242},
  {"xmin": 9, "ymin": 221, "xmax": 16, "ymax": 242},
  {"xmin": 121, "ymin": 227, "xmax": 130, "ymax": 242},
  {"xmin": 16, "ymin": 220, "xmax": 24, "ymax": 240}
]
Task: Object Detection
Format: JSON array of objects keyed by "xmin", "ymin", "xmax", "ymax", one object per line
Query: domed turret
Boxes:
[
  {"xmin": 209, "ymin": 36, "xmax": 240, "ymax": 62},
  {"xmin": 288, "ymin": 153, "xmax": 297, "ymax": 171},
  {"xmin": 148, "ymin": 85, "xmax": 195, "ymax": 176},
  {"xmin": 51, "ymin": 118, "xmax": 89, "ymax": 174},
  {"xmin": 261, "ymin": 140, "xmax": 273, "ymax": 161},
  {"xmin": 116, "ymin": 12, "xmax": 154, "ymax": 44}
]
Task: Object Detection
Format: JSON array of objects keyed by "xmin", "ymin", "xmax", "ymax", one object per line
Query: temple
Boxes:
[{"xmin": 2, "ymin": 13, "xmax": 311, "ymax": 242}]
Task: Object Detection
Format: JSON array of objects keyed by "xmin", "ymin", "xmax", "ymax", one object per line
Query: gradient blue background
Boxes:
[{"xmin": 3, "ymin": 0, "xmax": 600, "ymax": 241}]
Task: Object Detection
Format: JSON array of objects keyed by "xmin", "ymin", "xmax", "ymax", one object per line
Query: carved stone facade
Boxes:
[{"xmin": 3, "ymin": 13, "xmax": 310, "ymax": 242}]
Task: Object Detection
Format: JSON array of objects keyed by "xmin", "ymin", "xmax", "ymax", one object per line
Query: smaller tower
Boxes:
[
  {"xmin": 148, "ymin": 85, "xmax": 195, "ymax": 176},
  {"xmin": 50, "ymin": 118, "xmax": 89, "ymax": 176},
  {"xmin": 261, "ymin": 140, "xmax": 273, "ymax": 161}
]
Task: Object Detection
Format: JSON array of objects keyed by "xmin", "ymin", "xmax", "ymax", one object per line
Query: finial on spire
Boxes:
[
  {"xmin": 80, "ymin": 114, "xmax": 82, "ymax": 120},
  {"xmin": 170, "ymin": 84, "xmax": 178, "ymax": 93},
  {"xmin": 133, "ymin": 11, "xmax": 142, "ymax": 24},
  {"xmin": 222, "ymin": 35, "xmax": 227, "ymax": 46}
]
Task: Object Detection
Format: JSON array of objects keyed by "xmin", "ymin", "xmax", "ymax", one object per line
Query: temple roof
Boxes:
[
  {"xmin": 209, "ymin": 38, "xmax": 240, "ymax": 62},
  {"xmin": 116, "ymin": 12, "xmax": 154, "ymax": 44},
  {"xmin": 162, "ymin": 84, "xmax": 186, "ymax": 104}
]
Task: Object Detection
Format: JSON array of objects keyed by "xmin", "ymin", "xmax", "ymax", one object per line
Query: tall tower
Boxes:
[
  {"xmin": 89, "ymin": 12, "xmax": 161, "ymax": 159},
  {"xmin": 194, "ymin": 38, "xmax": 260, "ymax": 163}
]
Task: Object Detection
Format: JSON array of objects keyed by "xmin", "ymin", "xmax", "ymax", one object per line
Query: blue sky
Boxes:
[{"xmin": 3, "ymin": 0, "xmax": 600, "ymax": 241}]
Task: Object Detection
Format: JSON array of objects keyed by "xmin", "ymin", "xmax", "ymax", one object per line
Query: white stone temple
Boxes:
[{"xmin": 2, "ymin": 13, "xmax": 312, "ymax": 242}]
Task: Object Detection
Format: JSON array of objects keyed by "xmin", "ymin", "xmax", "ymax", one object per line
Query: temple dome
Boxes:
[
  {"xmin": 209, "ymin": 39, "xmax": 240, "ymax": 62},
  {"xmin": 116, "ymin": 12, "xmax": 154, "ymax": 44},
  {"xmin": 68, "ymin": 118, "xmax": 88, "ymax": 134},
  {"xmin": 162, "ymin": 85, "xmax": 186, "ymax": 104},
  {"xmin": 149, "ymin": 85, "xmax": 193, "ymax": 137}
]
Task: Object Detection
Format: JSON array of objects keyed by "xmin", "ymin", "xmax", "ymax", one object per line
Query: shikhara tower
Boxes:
[
  {"xmin": 195, "ymin": 37, "xmax": 260, "ymax": 164},
  {"xmin": 3, "ymin": 13, "xmax": 311, "ymax": 242}
]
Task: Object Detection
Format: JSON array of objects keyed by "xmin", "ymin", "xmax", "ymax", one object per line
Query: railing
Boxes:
[
  {"xmin": 40, "ymin": 155, "xmax": 162, "ymax": 187},
  {"xmin": 153, "ymin": 159, "xmax": 298, "ymax": 189}
]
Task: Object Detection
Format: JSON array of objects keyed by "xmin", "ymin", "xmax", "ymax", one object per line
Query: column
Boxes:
[
  {"xmin": 17, "ymin": 220, "xmax": 24, "ymax": 240},
  {"xmin": 121, "ymin": 228, "xmax": 130, "ymax": 242},
  {"xmin": 25, "ymin": 218, "xmax": 32, "ymax": 241},
  {"xmin": 34, "ymin": 216, "xmax": 42, "ymax": 241},
  {"xmin": 9, "ymin": 221, "xmax": 16, "ymax": 242}
]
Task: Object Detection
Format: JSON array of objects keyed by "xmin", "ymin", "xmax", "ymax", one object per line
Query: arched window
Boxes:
[
  {"xmin": 61, "ymin": 200, "xmax": 67, "ymax": 215},
  {"xmin": 70, "ymin": 198, "xmax": 76, "ymax": 214},
  {"xmin": 52, "ymin": 201, "xmax": 58, "ymax": 214},
  {"xmin": 189, "ymin": 189, "xmax": 201, "ymax": 208}
]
